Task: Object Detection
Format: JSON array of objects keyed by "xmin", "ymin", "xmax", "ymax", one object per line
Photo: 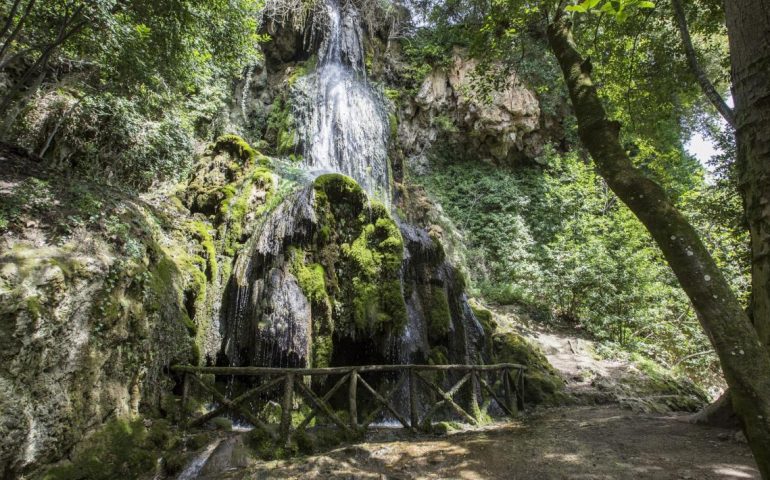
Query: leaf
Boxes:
[
  {"xmin": 600, "ymin": 2, "xmax": 617, "ymax": 13},
  {"xmin": 637, "ymin": 1, "xmax": 656, "ymax": 8}
]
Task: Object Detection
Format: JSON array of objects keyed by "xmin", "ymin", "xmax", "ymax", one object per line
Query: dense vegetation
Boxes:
[
  {"xmin": 0, "ymin": 0, "xmax": 265, "ymax": 188},
  {"xmin": 398, "ymin": 0, "xmax": 745, "ymax": 392},
  {"xmin": 419, "ymin": 148, "xmax": 745, "ymax": 389},
  {"xmin": 2, "ymin": 0, "xmax": 770, "ymax": 476}
]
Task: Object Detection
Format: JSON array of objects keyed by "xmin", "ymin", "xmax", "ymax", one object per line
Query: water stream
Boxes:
[{"xmin": 293, "ymin": 0, "xmax": 391, "ymax": 203}]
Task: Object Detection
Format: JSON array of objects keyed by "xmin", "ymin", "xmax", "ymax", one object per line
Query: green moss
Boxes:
[
  {"xmin": 213, "ymin": 134, "xmax": 257, "ymax": 164},
  {"xmin": 289, "ymin": 248, "xmax": 328, "ymax": 304},
  {"xmin": 145, "ymin": 246, "xmax": 208, "ymax": 365},
  {"xmin": 388, "ymin": 112, "xmax": 398, "ymax": 139},
  {"xmin": 312, "ymin": 334, "xmax": 333, "ymax": 368},
  {"xmin": 492, "ymin": 332, "xmax": 565, "ymax": 405},
  {"xmin": 384, "ymin": 88, "xmax": 401, "ymax": 102},
  {"xmin": 188, "ymin": 221, "xmax": 218, "ymax": 281},
  {"xmin": 311, "ymin": 174, "xmax": 407, "ymax": 336},
  {"xmin": 287, "ymin": 56, "xmax": 317, "ymax": 86},
  {"xmin": 43, "ymin": 418, "xmax": 180, "ymax": 480},
  {"xmin": 211, "ymin": 417, "xmax": 233, "ymax": 431},
  {"xmin": 246, "ymin": 426, "xmax": 292, "ymax": 460},
  {"xmin": 342, "ymin": 222, "xmax": 406, "ymax": 332},
  {"xmin": 266, "ymin": 96, "xmax": 298, "ymax": 155},
  {"xmin": 344, "ymin": 224, "xmax": 380, "ymax": 276},
  {"xmin": 313, "ymin": 173, "xmax": 367, "ymax": 209},
  {"xmin": 470, "ymin": 301, "xmax": 496, "ymax": 336},
  {"xmin": 25, "ymin": 295, "xmax": 43, "ymax": 320},
  {"xmin": 424, "ymin": 286, "xmax": 451, "ymax": 340},
  {"xmin": 429, "ymin": 346, "xmax": 449, "ymax": 365},
  {"xmin": 222, "ymin": 166, "xmax": 275, "ymax": 256}
]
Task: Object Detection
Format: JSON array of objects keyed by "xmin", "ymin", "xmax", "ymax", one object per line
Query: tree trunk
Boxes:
[
  {"xmin": 724, "ymin": 0, "xmax": 770, "ymax": 353},
  {"xmin": 690, "ymin": 390, "xmax": 740, "ymax": 428},
  {"xmin": 546, "ymin": 13, "xmax": 770, "ymax": 478}
]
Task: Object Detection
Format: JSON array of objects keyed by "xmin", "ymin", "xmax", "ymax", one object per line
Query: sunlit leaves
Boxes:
[{"xmin": 566, "ymin": 0, "xmax": 655, "ymax": 21}]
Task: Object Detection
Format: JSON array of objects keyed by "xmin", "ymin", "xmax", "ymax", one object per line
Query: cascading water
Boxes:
[{"xmin": 293, "ymin": 0, "xmax": 391, "ymax": 203}]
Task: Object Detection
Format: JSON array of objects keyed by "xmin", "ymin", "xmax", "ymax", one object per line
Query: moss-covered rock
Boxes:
[
  {"xmin": 182, "ymin": 134, "xmax": 271, "ymax": 221},
  {"xmin": 422, "ymin": 285, "xmax": 451, "ymax": 342},
  {"xmin": 265, "ymin": 96, "xmax": 299, "ymax": 156},
  {"xmin": 42, "ymin": 418, "xmax": 183, "ymax": 480},
  {"xmin": 312, "ymin": 174, "xmax": 407, "ymax": 337},
  {"xmin": 492, "ymin": 331, "xmax": 566, "ymax": 405}
]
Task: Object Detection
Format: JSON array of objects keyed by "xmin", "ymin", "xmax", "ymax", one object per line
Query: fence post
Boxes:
[
  {"xmin": 349, "ymin": 369, "xmax": 358, "ymax": 431},
  {"xmin": 409, "ymin": 368, "xmax": 419, "ymax": 429},
  {"xmin": 502, "ymin": 368, "xmax": 516, "ymax": 417},
  {"xmin": 470, "ymin": 368, "xmax": 481, "ymax": 421},
  {"xmin": 280, "ymin": 373, "xmax": 294, "ymax": 446}
]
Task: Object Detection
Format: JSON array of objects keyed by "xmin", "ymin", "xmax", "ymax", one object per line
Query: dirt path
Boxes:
[{"xmin": 215, "ymin": 406, "xmax": 758, "ymax": 479}]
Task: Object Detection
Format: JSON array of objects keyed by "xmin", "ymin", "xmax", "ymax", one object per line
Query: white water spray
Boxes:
[{"xmin": 294, "ymin": 0, "xmax": 391, "ymax": 203}]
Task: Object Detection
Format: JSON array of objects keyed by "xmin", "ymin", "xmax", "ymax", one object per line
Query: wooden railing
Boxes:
[{"xmin": 171, "ymin": 363, "xmax": 525, "ymax": 444}]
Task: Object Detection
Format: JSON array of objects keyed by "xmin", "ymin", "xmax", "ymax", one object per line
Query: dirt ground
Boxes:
[{"xmin": 216, "ymin": 406, "xmax": 758, "ymax": 479}]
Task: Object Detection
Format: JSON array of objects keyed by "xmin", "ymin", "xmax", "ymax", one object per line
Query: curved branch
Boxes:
[{"xmin": 671, "ymin": 0, "xmax": 735, "ymax": 128}]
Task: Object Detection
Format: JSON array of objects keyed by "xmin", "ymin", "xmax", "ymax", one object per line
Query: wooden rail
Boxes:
[{"xmin": 171, "ymin": 363, "xmax": 525, "ymax": 444}]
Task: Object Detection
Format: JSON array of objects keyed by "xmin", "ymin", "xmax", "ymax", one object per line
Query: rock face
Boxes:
[
  {"xmin": 400, "ymin": 49, "xmax": 543, "ymax": 170},
  {"xmin": 219, "ymin": 174, "xmax": 485, "ymax": 372},
  {"xmin": 0, "ymin": 135, "xmax": 277, "ymax": 477},
  {"xmin": 0, "ymin": 4, "xmax": 561, "ymax": 477},
  {"xmin": 0, "ymin": 150, "xmax": 200, "ymax": 477}
]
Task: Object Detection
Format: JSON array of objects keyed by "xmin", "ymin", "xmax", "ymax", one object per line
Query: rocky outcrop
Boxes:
[
  {"xmin": 400, "ymin": 48, "xmax": 543, "ymax": 170},
  {"xmin": 217, "ymin": 172, "xmax": 488, "ymax": 376},
  {"xmin": 0, "ymin": 149, "xmax": 202, "ymax": 477},
  {"xmin": 0, "ymin": 134, "xmax": 278, "ymax": 477}
]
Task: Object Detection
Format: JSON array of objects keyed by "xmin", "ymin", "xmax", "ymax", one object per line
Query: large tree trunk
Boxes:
[
  {"xmin": 546, "ymin": 13, "xmax": 770, "ymax": 478},
  {"xmin": 690, "ymin": 390, "xmax": 740, "ymax": 428},
  {"xmin": 724, "ymin": 0, "xmax": 770, "ymax": 353}
]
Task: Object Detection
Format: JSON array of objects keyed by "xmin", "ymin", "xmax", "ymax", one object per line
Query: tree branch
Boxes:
[{"xmin": 671, "ymin": 0, "xmax": 735, "ymax": 128}]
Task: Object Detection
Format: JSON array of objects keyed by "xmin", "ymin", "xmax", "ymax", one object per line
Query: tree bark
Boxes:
[
  {"xmin": 670, "ymin": 0, "xmax": 735, "ymax": 127},
  {"xmin": 724, "ymin": 0, "xmax": 770, "ymax": 353},
  {"xmin": 546, "ymin": 13, "xmax": 770, "ymax": 478},
  {"xmin": 690, "ymin": 390, "xmax": 740, "ymax": 428}
]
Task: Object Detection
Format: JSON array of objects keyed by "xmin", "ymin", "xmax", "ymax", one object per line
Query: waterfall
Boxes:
[
  {"xmin": 293, "ymin": 0, "xmax": 391, "ymax": 203},
  {"xmin": 220, "ymin": 0, "xmax": 485, "ymax": 375}
]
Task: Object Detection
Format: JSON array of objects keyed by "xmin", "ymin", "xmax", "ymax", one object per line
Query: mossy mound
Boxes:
[
  {"xmin": 492, "ymin": 331, "xmax": 566, "ymax": 405},
  {"xmin": 42, "ymin": 419, "xmax": 184, "ymax": 480},
  {"xmin": 602, "ymin": 356, "xmax": 709, "ymax": 413},
  {"xmin": 182, "ymin": 134, "xmax": 271, "ymax": 219},
  {"xmin": 294, "ymin": 174, "xmax": 407, "ymax": 367}
]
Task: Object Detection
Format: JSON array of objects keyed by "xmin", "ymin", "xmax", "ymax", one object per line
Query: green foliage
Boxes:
[
  {"xmin": 566, "ymin": 0, "xmax": 655, "ymax": 21},
  {"xmin": 0, "ymin": 178, "xmax": 53, "ymax": 231},
  {"xmin": 265, "ymin": 96, "xmax": 298, "ymax": 156},
  {"xmin": 16, "ymin": 92, "xmax": 195, "ymax": 189},
  {"xmin": 3, "ymin": 0, "xmax": 268, "ymax": 188},
  {"xmin": 420, "ymin": 149, "xmax": 743, "ymax": 388}
]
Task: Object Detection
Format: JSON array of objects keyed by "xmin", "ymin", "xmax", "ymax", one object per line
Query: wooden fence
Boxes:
[{"xmin": 171, "ymin": 363, "xmax": 525, "ymax": 445}]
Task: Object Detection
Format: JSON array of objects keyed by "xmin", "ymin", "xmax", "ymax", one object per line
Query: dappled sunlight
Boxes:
[
  {"xmin": 231, "ymin": 407, "xmax": 759, "ymax": 479},
  {"xmin": 711, "ymin": 464, "xmax": 758, "ymax": 478},
  {"xmin": 542, "ymin": 452, "xmax": 584, "ymax": 464}
]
